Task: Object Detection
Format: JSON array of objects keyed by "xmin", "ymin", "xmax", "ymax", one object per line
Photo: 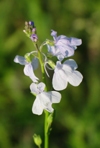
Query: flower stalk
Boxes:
[
  {"xmin": 14, "ymin": 21, "xmax": 83, "ymax": 148},
  {"xmin": 44, "ymin": 111, "xmax": 49, "ymax": 148},
  {"xmin": 35, "ymin": 44, "xmax": 49, "ymax": 148}
]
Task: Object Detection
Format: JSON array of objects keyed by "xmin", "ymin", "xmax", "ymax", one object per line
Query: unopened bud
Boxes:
[
  {"xmin": 33, "ymin": 134, "xmax": 42, "ymax": 147},
  {"xmin": 30, "ymin": 34, "xmax": 38, "ymax": 42}
]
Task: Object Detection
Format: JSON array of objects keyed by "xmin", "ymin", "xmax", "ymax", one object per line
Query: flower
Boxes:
[
  {"xmin": 47, "ymin": 30, "xmax": 82, "ymax": 61},
  {"xmin": 30, "ymin": 82, "xmax": 61, "ymax": 115},
  {"xmin": 14, "ymin": 55, "xmax": 39, "ymax": 82},
  {"xmin": 52, "ymin": 59, "xmax": 83, "ymax": 91}
]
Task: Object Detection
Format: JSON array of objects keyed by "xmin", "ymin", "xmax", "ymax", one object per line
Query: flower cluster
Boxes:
[{"xmin": 14, "ymin": 21, "xmax": 83, "ymax": 115}]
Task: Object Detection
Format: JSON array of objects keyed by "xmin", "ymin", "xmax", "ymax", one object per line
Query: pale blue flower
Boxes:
[
  {"xmin": 30, "ymin": 82, "xmax": 61, "ymax": 115},
  {"xmin": 52, "ymin": 59, "xmax": 83, "ymax": 91},
  {"xmin": 47, "ymin": 30, "xmax": 82, "ymax": 61},
  {"xmin": 14, "ymin": 55, "xmax": 39, "ymax": 82}
]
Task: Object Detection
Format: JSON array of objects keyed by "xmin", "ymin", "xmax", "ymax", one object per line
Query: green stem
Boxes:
[
  {"xmin": 44, "ymin": 111, "xmax": 49, "ymax": 148},
  {"xmin": 34, "ymin": 43, "xmax": 49, "ymax": 148},
  {"xmin": 34, "ymin": 43, "xmax": 46, "ymax": 84}
]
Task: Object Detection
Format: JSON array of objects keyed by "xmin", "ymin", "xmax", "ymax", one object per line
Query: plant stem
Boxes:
[
  {"xmin": 34, "ymin": 43, "xmax": 46, "ymax": 85},
  {"xmin": 35, "ymin": 43, "xmax": 49, "ymax": 148},
  {"xmin": 44, "ymin": 111, "xmax": 49, "ymax": 148}
]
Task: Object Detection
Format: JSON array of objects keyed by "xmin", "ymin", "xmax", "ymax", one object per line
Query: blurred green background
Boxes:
[{"xmin": 0, "ymin": 0, "xmax": 100, "ymax": 148}]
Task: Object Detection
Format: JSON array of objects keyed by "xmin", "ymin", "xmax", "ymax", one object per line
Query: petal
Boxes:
[
  {"xmin": 32, "ymin": 97, "xmax": 44, "ymax": 115},
  {"xmin": 67, "ymin": 70, "xmax": 83, "ymax": 86},
  {"xmin": 63, "ymin": 64, "xmax": 83, "ymax": 86},
  {"xmin": 56, "ymin": 61, "xmax": 62, "ymax": 69},
  {"xmin": 57, "ymin": 54, "xmax": 65, "ymax": 61},
  {"xmin": 14, "ymin": 55, "xmax": 27, "ymax": 65},
  {"xmin": 57, "ymin": 36, "xmax": 82, "ymax": 47},
  {"xmin": 51, "ymin": 30, "xmax": 57, "ymax": 40},
  {"xmin": 52, "ymin": 69, "xmax": 68, "ymax": 91},
  {"xmin": 57, "ymin": 36, "xmax": 70, "ymax": 44},
  {"xmin": 63, "ymin": 59, "xmax": 78, "ymax": 69},
  {"xmin": 47, "ymin": 45, "xmax": 59, "ymax": 56},
  {"xmin": 38, "ymin": 82, "xmax": 45, "ymax": 92},
  {"xmin": 30, "ymin": 83, "xmax": 39, "ymax": 95},
  {"xmin": 31, "ymin": 58, "xmax": 38, "ymax": 70},
  {"xmin": 24, "ymin": 63, "xmax": 39, "ymax": 82},
  {"xmin": 56, "ymin": 44, "xmax": 74, "ymax": 57},
  {"xmin": 70, "ymin": 38, "xmax": 82, "ymax": 46},
  {"xmin": 30, "ymin": 83, "xmax": 45, "ymax": 95},
  {"xmin": 45, "ymin": 91, "xmax": 61, "ymax": 103}
]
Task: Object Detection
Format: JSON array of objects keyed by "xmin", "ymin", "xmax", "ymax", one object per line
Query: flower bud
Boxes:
[
  {"xmin": 29, "ymin": 21, "xmax": 34, "ymax": 27},
  {"xmin": 48, "ymin": 60, "xmax": 56, "ymax": 69},
  {"xmin": 24, "ymin": 53, "xmax": 31, "ymax": 62},
  {"xmin": 30, "ymin": 34, "xmax": 38, "ymax": 42},
  {"xmin": 32, "ymin": 28, "xmax": 36, "ymax": 34},
  {"xmin": 33, "ymin": 134, "xmax": 42, "ymax": 147}
]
